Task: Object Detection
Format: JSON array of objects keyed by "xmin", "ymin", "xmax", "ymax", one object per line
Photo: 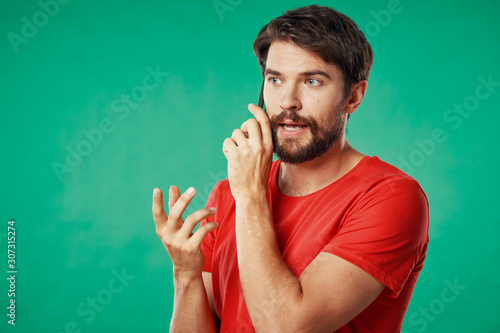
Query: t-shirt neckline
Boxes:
[{"xmin": 271, "ymin": 155, "xmax": 373, "ymax": 201}]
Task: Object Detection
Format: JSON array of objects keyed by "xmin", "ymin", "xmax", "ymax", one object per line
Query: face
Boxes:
[{"xmin": 264, "ymin": 41, "xmax": 348, "ymax": 164}]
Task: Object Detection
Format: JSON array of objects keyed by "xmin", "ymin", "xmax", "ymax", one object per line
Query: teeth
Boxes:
[{"xmin": 283, "ymin": 125, "xmax": 305, "ymax": 131}]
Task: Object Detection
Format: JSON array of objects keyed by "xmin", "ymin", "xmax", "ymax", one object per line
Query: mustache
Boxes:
[{"xmin": 270, "ymin": 110, "xmax": 319, "ymax": 136}]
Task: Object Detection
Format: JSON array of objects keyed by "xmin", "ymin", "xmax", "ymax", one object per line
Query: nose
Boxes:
[{"xmin": 279, "ymin": 83, "xmax": 302, "ymax": 111}]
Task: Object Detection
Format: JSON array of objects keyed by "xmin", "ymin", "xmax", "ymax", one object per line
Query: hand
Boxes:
[
  {"xmin": 222, "ymin": 103, "xmax": 274, "ymax": 200},
  {"xmin": 152, "ymin": 186, "xmax": 219, "ymax": 280}
]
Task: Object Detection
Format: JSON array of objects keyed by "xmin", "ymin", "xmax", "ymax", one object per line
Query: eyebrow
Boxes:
[{"xmin": 264, "ymin": 68, "xmax": 332, "ymax": 80}]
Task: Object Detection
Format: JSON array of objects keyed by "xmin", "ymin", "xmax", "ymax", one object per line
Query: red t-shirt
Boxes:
[{"xmin": 201, "ymin": 156, "xmax": 429, "ymax": 332}]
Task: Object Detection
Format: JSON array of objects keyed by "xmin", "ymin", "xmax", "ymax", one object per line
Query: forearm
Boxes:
[
  {"xmin": 170, "ymin": 272, "xmax": 218, "ymax": 333},
  {"xmin": 235, "ymin": 193, "xmax": 303, "ymax": 330}
]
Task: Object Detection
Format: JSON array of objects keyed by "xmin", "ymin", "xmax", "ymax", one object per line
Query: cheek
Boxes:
[
  {"xmin": 263, "ymin": 89, "xmax": 278, "ymax": 113},
  {"xmin": 311, "ymin": 101, "xmax": 342, "ymax": 129},
  {"xmin": 311, "ymin": 99, "xmax": 332, "ymax": 117}
]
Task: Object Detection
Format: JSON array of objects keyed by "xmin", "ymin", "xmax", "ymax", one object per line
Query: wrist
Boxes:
[
  {"xmin": 173, "ymin": 268, "xmax": 202, "ymax": 289},
  {"xmin": 234, "ymin": 189, "xmax": 268, "ymax": 207}
]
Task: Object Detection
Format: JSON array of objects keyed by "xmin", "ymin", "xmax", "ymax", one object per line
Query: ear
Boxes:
[{"xmin": 344, "ymin": 80, "xmax": 368, "ymax": 115}]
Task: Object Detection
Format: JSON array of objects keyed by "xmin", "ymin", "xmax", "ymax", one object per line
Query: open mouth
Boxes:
[
  {"xmin": 280, "ymin": 123, "xmax": 307, "ymax": 131},
  {"xmin": 278, "ymin": 122, "xmax": 308, "ymax": 136}
]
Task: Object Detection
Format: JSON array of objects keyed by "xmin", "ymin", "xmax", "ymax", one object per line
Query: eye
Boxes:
[
  {"xmin": 306, "ymin": 79, "xmax": 321, "ymax": 86},
  {"xmin": 269, "ymin": 77, "xmax": 282, "ymax": 85}
]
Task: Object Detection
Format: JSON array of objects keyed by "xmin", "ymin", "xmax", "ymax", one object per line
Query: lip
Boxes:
[
  {"xmin": 279, "ymin": 124, "xmax": 308, "ymax": 137},
  {"xmin": 280, "ymin": 120, "xmax": 307, "ymax": 126}
]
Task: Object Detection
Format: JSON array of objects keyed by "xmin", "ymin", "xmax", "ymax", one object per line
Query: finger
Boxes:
[
  {"xmin": 242, "ymin": 118, "xmax": 262, "ymax": 145},
  {"xmin": 168, "ymin": 185, "xmax": 180, "ymax": 212},
  {"xmin": 152, "ymin": 188, "xmax": 168, "ymax": 232},
  {"xmin": 180, "ymin": 207, "xmax": 217, "ymax": 238},
  {"xmin": 222, "ymin": 137, "xmax": 237, "ymax": 156},
  {"xmin": 165, "ymin": 185, "xmax": 182, "ymax": 230},
  {"xmin": 231, "ymin": 128, "xmax": 248, "ymax": 147},
  {"xmin": 189, "ymin": 222, "xmax": 219, "ymax": 247},
  {"xmin": 168, "ymin": 186, "xmax": 196, "ymax": 225},
  {"xmin": 240, "ymin": 122, "xmax": 250, "ymax": 138},
  {"xmin": 248, "ymin": 103, "xmax": 273, "ymax": 149}
]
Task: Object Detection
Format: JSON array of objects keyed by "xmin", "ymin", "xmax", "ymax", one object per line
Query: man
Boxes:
[{"xmin": 153, "ymin": 4, "xmax": 429, "ymax": 332}]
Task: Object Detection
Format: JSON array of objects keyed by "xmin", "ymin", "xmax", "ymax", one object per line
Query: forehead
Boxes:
[{"xmin": 266, "ymin": 41, "xmax": 341, "ymax": 76}]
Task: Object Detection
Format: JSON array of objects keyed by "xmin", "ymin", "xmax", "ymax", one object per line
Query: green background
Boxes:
[{"xmin": 1, "ymin": 0, "xmax": 499, "ymax": 332}]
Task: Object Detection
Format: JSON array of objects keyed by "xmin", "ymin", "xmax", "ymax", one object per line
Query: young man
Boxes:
[{"xmin": 153, "ymin": 5, "xmax": 429, "ymax": 332}]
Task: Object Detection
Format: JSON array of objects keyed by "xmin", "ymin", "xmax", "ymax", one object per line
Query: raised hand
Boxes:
[
  {"xmin": 152, "ymin": 186, "xmax": 218, "ymax": 280},
  {"xmin": 222, "ymin": 103, "xmax": 274, "ymax": 200}
]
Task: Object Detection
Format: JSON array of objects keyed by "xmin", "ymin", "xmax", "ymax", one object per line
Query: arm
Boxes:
[
  {"xmin": 235, "ymin": 194, "xmax": 384, "ymax": 332},
  {"xmin": 223, "ymin": 104, "xmax": 385, "ymax": 331},
  {"xmin": 202, "ymin": 271, "xmax": 220, "ymax": 329},
  {"xmin": 171, "ymin": 272, "xmax": 216, "ymax": 332},
  {"xmin": 152, "ymin": 186, "xmax": 219, "ymax": 333}
]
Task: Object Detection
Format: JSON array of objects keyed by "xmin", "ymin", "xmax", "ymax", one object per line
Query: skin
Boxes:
[
  {"xmin": 264, "ymin": 41, "xmax": 367, "ymax": 196},
  {"xmin": 153, "ymin": 40, "xmax": 386, "ymax": 332},
  {"xmin": 152, "ymin": 186, "xmax": 218, "ymax": 332}
]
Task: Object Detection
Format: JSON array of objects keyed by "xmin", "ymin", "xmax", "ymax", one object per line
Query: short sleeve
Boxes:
[
  {"xmin": 200, "ymin": 181, "xmax": 222, "ymax": 273},
  {"xmin": 322, "ymin": 178, "xmax": 429, "ymax": 297}
]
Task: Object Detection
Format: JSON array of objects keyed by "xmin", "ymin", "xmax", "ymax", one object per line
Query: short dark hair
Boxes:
[{"xmin": 252, "ymin": 4, "xmax": 373, "ymax": 98}]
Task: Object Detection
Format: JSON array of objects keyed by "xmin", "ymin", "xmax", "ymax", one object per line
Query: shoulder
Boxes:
[
  {"xmin": 337, "ymin": 157, "xmax": 429, "ymax": 277},
  {"xmin": 360, "ymin": 155, "xmax": 417, "ymax": 182},
  {"xmin": 349, "ymin": 155, "xmax": 429, "ymax": 240},
  {"xmin": 352, "ymin": 156, "xmax": 427, "ymax": 200},
  {"xmin": 345, "ymin": 156, "xmax": 429, "ymax": 237}
]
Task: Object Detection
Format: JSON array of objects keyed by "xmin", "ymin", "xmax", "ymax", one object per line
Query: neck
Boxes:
[{"xmin": 277, "ymin": 137, "xmax": 365, "ymax": 197}]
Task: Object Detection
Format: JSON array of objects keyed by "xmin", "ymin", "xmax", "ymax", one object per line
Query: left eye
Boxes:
[{"xmin": 307, "ymin": 79, "xmax": 320, "ymax": 86}]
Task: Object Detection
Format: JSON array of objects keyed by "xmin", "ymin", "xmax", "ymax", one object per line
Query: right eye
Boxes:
[{"xmin": 269, "ymin": 77, "xmax": 282, "ymax": 85}]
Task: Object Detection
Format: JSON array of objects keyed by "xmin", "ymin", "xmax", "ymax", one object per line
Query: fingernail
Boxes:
[
  {"xmin": 210, "ymin": 207, "xmax": 216, "ymax": 213},
  {"xmin": 186, "ymin": 187, "xmax": 195, "ymax": 196},
  {"xmin": 153, "ymin": 188, "xmax": 160, "ymax": 197}
]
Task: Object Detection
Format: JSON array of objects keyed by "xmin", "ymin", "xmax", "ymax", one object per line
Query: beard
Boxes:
[{"xmin": 269, "ymin": 102, "xmax": 346, "ymax": 164}]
